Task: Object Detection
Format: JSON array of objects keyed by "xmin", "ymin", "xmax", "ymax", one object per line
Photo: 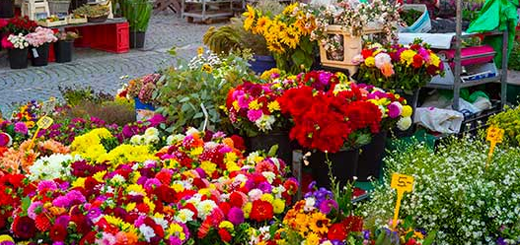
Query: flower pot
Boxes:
[
  {"xmin": 0, "ymin": 0, "xmax": 14, "ymax": 18},
  {"xmin": 246, "ymin": 131, "xmax": 292, "ymax": 166},
  {"xmin": 392, "ymin": 89, "xmax": 420, "ymax": 138},
  {"xmin": 8, "ymin": 48, "xmax": 29, "ymax": 69},
  {"xmin": 54, "ymin": 40, "xmax": 73, "ymax": 63},
  {"xmin": 134, "ymin": 97, "xmax": 155, "ymax": 121},
  {"xmin": 31, "ymin": 43, "xmax": 50, "ymax": 67},
  {"xmin": 87, "ymin": 15, "xmax": 108, "ymax": 23},
  {"xmin": 318, "ymin": 25, "xmax": 382, "ymax": 77},
  {"xmin": 307, "ymin": 149, "xmax": 359, "ymax": 189},
  {"xmin": 356, "ymin": 131, "xmax": 387, "ymax": 181},
  {"xmin": 249, "ymin": 55, "xmax": 277, "ymax": 74},
  {"xmin": 129, "ymin": 31, "xmax": 146, "ymax": 49}
]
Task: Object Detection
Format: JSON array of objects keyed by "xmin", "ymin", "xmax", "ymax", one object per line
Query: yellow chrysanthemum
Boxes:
[
  {"xmin": 97, "ymin": 144, "xmax": 157, "ymax": 167},
  {"xmin": 167, "ymin": 223, "xmax": 186, "ymax": 240},
  {"xmin": 267, "ymin": 101, "xmax": 280, "ymax": 113},
  {"xmin": 400, "ymin": 50, "xmax": 417, "ymax": 66},
  {"xmin": 226, "ymin": 161, "xmax": 241, "ymax": 172},
  {"xmin": 126, "ymin": 184, "xmax": 146, "ymax": 195},
  {"xmin": 243, "ymin": 202, "xmax": 253, "ymax": 218},
  {"xmin": 273, "ymin": 199, "xmax": 285, "ymax": 214},
  {"xmin": 430, "ymin": 53, "xmax": 441, "ymax": 67},
  {"xmin": 402, "ymin": 105, "xmax": 413, "ymax": 117},
  {"xmin": 144, "ymin": 196, "xmax": 156, "ymax": 213},
  {"xmin": 219, "ymin": 221, "xmax": 234, "ymax": 231},
  {"xmin": 260, "ymin": 68, "xmax": 281, "ymax": 80},
  {"xmin": 261, "ymin": 193, "xmax": 274, "ymax": 203},
  {"xmin": 131, "ymin": 171, "xmax": 141, "ymax": 183},
  {"xmin": 0, "ymin": 235, "xmax": 14, "ymax": 243},
  {"xmin": 364, "ymin": 57, "xmax": 376, "ymax": 67},
  {"xmin": 248, "ymin": 100, "xmax": 261, "ymax": 110},
  {"xmin": 71, "ymin": 177, "xmax": 86, "ymax": 188},
  {"xmin": 200, "ymin": 161, "xmax": 217, "ymax": 176},
  {"xmin": 304, "ymin": 232, "xmax": 321, "ymax": 245},
  {"xmin": 232, "ymin": 101, "xmax": 240, "ymax": 111},
  {"xmin": 126, "ymin": 202, "xmax": 136, "ymax": 212},
  {"xmin": 190, "ymin": 147, "xmax": 203, "ymax": 156},
  {"xmin": 199, "ymin": 188, "xmax": 212, "ymax": 196},
  {"xmin": 93, "ymin": 170, "xmax": 107, "ymax": 182}
]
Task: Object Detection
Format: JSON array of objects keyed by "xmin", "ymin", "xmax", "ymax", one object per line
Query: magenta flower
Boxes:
[
  {"xmin": 247, "ymin": 109, "xmax": 263, "ymax": 122},
  {"xmin": 14, "ymin": 122, "xmax": 28, "ymax": 134},
  {"xmin": 319, "ymin": 199, "xmax": 338, "ymax": 214},
  {"xmin": 227, "ymin": 207, "xmax": 245, "ymax": 226},
  {"xmin": 388, "ymin": 102, "xmax": 403, "ymax": 118},
  {"xmin": 37, "ymin": 180, "xmax": 58, "ymax": 191},
  {"xmin": 27, "ymin": 201, "xmax": 43, "ymax": 219}
]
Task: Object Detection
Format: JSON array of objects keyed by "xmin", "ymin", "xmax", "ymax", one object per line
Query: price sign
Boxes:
[
  {"xmin": 390, "ymin": 173, "xmax": 414, "ymax": 229},
  {"xmin": 41, "ymin": 97, "xmax": 56, "ymax": 115},
  {"xmin": 486, "ymin": 126, "xmax": 504, "ymax": 169},
  {"xmin": 28, "ymin": 116, "xmax": 54, "ymax": 149}
]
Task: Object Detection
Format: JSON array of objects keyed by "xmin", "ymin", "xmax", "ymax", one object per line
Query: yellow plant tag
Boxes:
[
  {"xmin": 390, "ymin": 173, "xmax": 414, "ymax": 229},
  {"xmin": 36, "ymin": 116, "xmax": 54, "ymax": 129},
  {"xmin": 486, "ymin": 126, "xmax": 504, "ymax": 143},
  {"xmin": 28, "ymin": 116, "xmax": 54, "ymax": 150}
]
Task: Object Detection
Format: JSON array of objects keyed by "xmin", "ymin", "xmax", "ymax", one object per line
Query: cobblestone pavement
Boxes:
[{"xmin": 0, "ymin": 14, "xmax": 224, "ymax": 114}]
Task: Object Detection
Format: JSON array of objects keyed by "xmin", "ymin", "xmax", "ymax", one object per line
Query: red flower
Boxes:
[
  {"xmin": 342, "ymin": 216, "xmax": 364, "ymax": 233},
  {"xmin": 12, "ymin": 216, "xmax": 36, "ymax": 240},
  {"xmin": 361, "ymin": 49, "xmax": 374, "ymax": 59},
  {"xmin": 249, "ymin": 200, "xmax": 274, "ymax": 222},
  {"xmin": 412, "ymin": 54, "xmax": 424, "ymax": 68},
  {"xmin": 229, "ymin": 191, "xmax": 245, "ymax": 208},
  {"xmin": 328, "ymin": 223, "xmax": 347, "ymax": 241},
  {"xmin": 50, "ymin": 224, "xmax": 68, "ymax": 241},
  {"xmin": 35, "ymin": 214, "xmax": 52, "ymax": 232},
  {"xmin": 230, "ymin": 135, "xmax": 245, "ymax": 151},
  {"xmin": 279, "ymin": 86, "xmax": 314, "ymax": 118},
  {"xmin": 218, "ymin": 228, "xmax": 233, "ymax": 242}
]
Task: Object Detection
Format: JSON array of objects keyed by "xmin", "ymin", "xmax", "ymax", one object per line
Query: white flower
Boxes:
[
  {"xmin": 111, "ymin": 174, "xmax": 126, "ymax": 184},
  {"xmin": 186, "ymin": 127, "xmax": 200, "ymax": 136},
  {"xmin": 304, "ymin": 197, "xmax": 316, "ymax": 212},
  {"xmin": 248, "ymin": 189, "xmax": 263, "ymax": 201},
  {"xmin": 139, "ymin": 225, "xmax": 156, "ymax": 242},
  {"xmin": 174, "ymin": 209, "xmax": 195, "ymax": 223},
  {"xmin": 196, "ymin": 200, "xmax": 217, "ymax": 219},
  {"xmin": 397, "ymin": 117, "xmax": 412, "ymax": 131},
  {"xmin": 255, "ymin": 115, "xmax": 275, "ymax": 132},
  {"xmin": 29, "ymin": 154, "xmax": 77, "ymax": 181},
  {"xmin": 144, "ymin": 127, "xmax": 159, "ymax": 137},
  {"xmin": 262, "ymin": 172, "xmax": 276, "ymax": 184}
]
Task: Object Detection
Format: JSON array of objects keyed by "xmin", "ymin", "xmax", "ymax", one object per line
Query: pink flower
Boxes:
[
  {"xmin": 351, "ymin": 54, "xmax": 364, "ymax": 65},
  {"xmin": 247, "ymin": 109, "xmax": 262, "ymax": 122},
  {"xmin": 227, "ymin": 207, "xmax": 244, "ymax": 226},
  {"xmin": 237, "ymin": 94, "xmax": 252, "ymax": 109},
  {"xmin": 27, "ymin": 201, "xmax": 43, "ymax": 219},
  {"xmin": 388, "ymin": 102, "xmax": 403, "ymax": 118},
  {"xmin": 1, "ymin": 35, "xmax": 13, "ymax": 49},
  {"xmin": 37, "ymin": 180, "xmax": 58, "ymax": 191},
  {"xmin": 374, "ymin": 53, "xmax": 392, "ymax": 69},
  {"xmin": 14, "ymin": 122, "xmax": 28, "ymax": 134}
]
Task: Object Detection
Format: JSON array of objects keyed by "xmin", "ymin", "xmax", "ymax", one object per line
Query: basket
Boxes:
[
  {"xmin": 87, "ymin": 14, "xmax": 108, "ymax": 22},
  {"xmin": 48, "ymin": 0, "xmax": 70, "ymax": 15},
  {"xmin": 66, "ymin": 15, "xmax": 87, "ymax": 24}
]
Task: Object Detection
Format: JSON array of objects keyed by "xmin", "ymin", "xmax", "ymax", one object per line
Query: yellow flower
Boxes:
[
  {"xmin": 232, "ymin": 101, "xmax": 240, "ymax": 111},
  {"xmin": 144, "ymin": 196, "xmax": 156, "ymax": 213},
  {"xmin": 219, "ymin": 221, "xmax": 234, "ymax": 231},
  {"xmin": 199, "ymin": 188, "xmax": 212, "ymax": 196},
  {"xmin": 248, "ymin": 100, "xmax": 261, "ymax": 110},
  {"xmin": 243, "ymin": 202, "xmax": 253, "ymax": 218},
  {"xmin": 126, "ymin": 184, "xmax": 146, "ymax": 195},
  {"xmin": 0, "ymin": 234, "xmax": 14, "ymax": 243},
  {"xmin": 200, "ymin": 161, "xmax": 217, "ymax": 176},
  {"xmin": 201, "ymin": 63, "xmax": 213, "ymax": 73},
  {"xmin": 93, "ymin": 171, "xmax": 107, "ymax": 182},
  {"xmin": 281, "ymin": 25, "xmax": 300, "ymax": 49},
  {"xmin": 268, "ymin": 101, "xmax": 280, "ymax": 113},
  {"xmin": 131, "ymin": 171, "xmax": 141, "ymax": 183},
  {"xmin": 273, "ymin": 199, "xmax": 285, "ymax": 214},
  {"xmin": 167, "ymin": 223, "xmax": 186, "ymax": 240},
  {"xmin": 364, "ymin": 57, "xmax": 376, "ymax": 67},
  {"xmin": 253, "ymin": 16, "xmax": 270, "ymax": 34},
  {"xmin": 305, "ymin": 232, "xmax": 320, "ymax": 245},
  {"xmin": 402, "ymin": 105, "xmax": 413, "ymax": 117},
  {"xmin": 282, "ymin": 3, "xmax": 298, "ymax": 15},
  {"xmin": 261, "ymin": 193, "xmax": 274, "ymax": 203},
  {"xmin": 125, "ymin": 202, "xmax": 136, "ymax": 212},
  {"xmin": 260, "ymin": 68, "xmax": 281, "ymax": 80},
  {"xmin": 268, "ymin": 40, "xmax": 285, "ymax": 54},
  {"xmin": 226, "ymin": 161, "xmax": 241, "ymax": 172},
  {"xmin": 430, "ymin": 53, "xmax": 441, "ymax": 67},
  {"xmin": 190, "ymin": 147, "xmax": 203, "ymax": 156},
  {"xmin": 171, "ymin": 183, "xmax": 185, "ymax": 192},
  {"xmin": 309, "ymin": 212, "xmax": 329, "ymax": 235},
  {"xmin": 26, "ymin": 121, "xmax": 35, "ymax": 128},
  {"xmin": 400, "ymin": 50, "xmax": 417, "ymax": 66},
  {"xmin": 197, "ymin": 47, "xmax": 204, "ymax": 56},
  {"xmin": 97, "ymin": 144, "xmax": 156, "ymax": 167},
  {"xmin": 243, "ymin": 5, "xmax": 256, "ymax": 31},
  {"xmin": 71, "ymin": 177, "xmax": 86, "ymax": 188}
]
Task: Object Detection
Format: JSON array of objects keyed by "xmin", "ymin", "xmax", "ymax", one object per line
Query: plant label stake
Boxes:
[
  {"xmin": 486, "ymin": 126, "xmax": 504, "ymax": 169},
  {"xmin": 28, "ymin": 116, "xmax": 54, "ymax": 150},
  {"xmin": 390, "ymin": 173, "xmax": 414, "ymax": 229}
]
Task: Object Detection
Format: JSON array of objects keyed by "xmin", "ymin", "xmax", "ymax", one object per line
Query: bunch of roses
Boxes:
[
  {"xmin": 0, "ymin": 16, "xmax": 38, "ymax": 35},
  {"xmin": 354, "ymin": 41, "xmax": 443, "ymax": 91},
  {"xmin": 279, "ymin": 81, "xmax": 382, "ymax": 153},
  {"xmin": 25, "ymin": 27, "xmax": 57, "ymax": 47}
]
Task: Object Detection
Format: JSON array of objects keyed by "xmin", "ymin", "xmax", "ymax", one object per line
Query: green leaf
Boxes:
[{"xmin": 268, "ymin": 144, "xmax": 279, "ymax": 157}]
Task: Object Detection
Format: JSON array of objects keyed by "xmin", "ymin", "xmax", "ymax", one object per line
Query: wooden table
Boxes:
[{"xmin": 154, "ymin": 0, "xmax": 181, "ymax": 15}]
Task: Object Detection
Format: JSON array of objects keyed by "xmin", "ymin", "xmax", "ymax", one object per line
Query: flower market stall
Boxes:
[{"xmin": 1, "ymin": 0, "xmax": 520, "ymax": 244}]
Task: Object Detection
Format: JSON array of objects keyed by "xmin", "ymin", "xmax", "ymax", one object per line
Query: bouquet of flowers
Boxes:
[
  {"xmin": 25, "ymin": 27, "xmax": 58, "ymax": 47},
  {"xmin": 354, "ymin": 40, "xmax": 444, "ymax": 92},
  {"xmin": 2, "ymin": 33, "xmax": 29, "ymax": 49},
  {"xmin": 243, "ymin": 3, "xmax": 317, "ymax": 74},
  {"xmin": 225, "ymin": 77, "xmax": 294, "ymax": 137},
  {"xmin": 279, "ymin": 71, "xmax": 382, "ymax": 153},
  {"xmin": 120, "ymin": 73, "xmax": 162, "ymax": 105},
  {"xmin": 0, "ymin": 16, "xmax": 38, "ymax": 35}
]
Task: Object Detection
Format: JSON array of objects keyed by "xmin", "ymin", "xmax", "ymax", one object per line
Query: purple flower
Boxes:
[
  {"xmin": 55, "ymin": 215, "xmax": 71, "ymax": 227},
  {"xmin": 331, "ymin": 240, "xmax": 345, "ymax": 245},
  {"xmin": 227, "ymin": 207, "xmax": 244, "ymax": 226},
  {"xmin": 257, "ymin": 181, "xmax": 273, "ymax": 193},
  {"xmin": 195, "ymin": 168, "xmax": 206, "ymax": 179},
  {"xmin": 86, "ymin": 207, "xmax": 102, "ymax": 222},
  {"xmin": 387, "ymin": 102, "xmax": 402, "ymax": 118},
  {"xmin": 14, "ymin": 122, "xmax": 28, "ymax": 134},
  {"xmin": 247, "ymin": 109, "xmax": 263, "ymax": 122},
  {"xmin": 0, "ymin": 133, "xmax": 11, "ymax": 147},
  {"xmin": 52, "ymin": 195, "xmax": 71, "ymax": 208},
  {"xmin": 0, "ymin": 241, "xmax": 16, "ymax": 245},
  {"xmin": 319, "ymin": 199, "xmax": 338, "ymax": 214},
  {"xmin": 148, "ymin": 114, "xmax": 166, "ymax": 127},
  {"xmin": 169, "ymin": 236, "xmax": 182, "ymax": 245},
  {"xmin": 144, "ymin": 178, "xmax": 162, "ymax": 190}
]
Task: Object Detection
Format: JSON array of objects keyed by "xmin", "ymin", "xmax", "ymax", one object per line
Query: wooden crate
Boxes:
[{"xmin": 38, "ymin": 18, "xmax": 67, "ymax": 26}]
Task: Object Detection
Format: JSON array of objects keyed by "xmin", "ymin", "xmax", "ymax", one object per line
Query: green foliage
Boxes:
[
  {"xmin": 73, "ymin": 4, "xmax": 110, "ymax": 17},
  {"xmin": 360, "ymin": 137, "xmax": 520, "ymax": 244},
  {"xmin": 120, "ymin": 0, "xmax": 153, "ymax": 32},
  {"xmin": 153, "ymin": 52, "xmax": 255, "ymax": 134},
  {"xmin": 58, "ymin": 101, "xmax": 136, "ymax": 126},
  {"xmin": 488, "ymin": 105, "xmax": 520, "ymax": 146},
  {"xmin": 59, "ymin": 86, "xmax": 112, "ymax": 107},
  {"xmin": 203, "ymin": 25, "xmax": 242, "ymax": 54},
  {"xmin": 508, "ymin": 40, "xmax": 520, "ymax": 71}
]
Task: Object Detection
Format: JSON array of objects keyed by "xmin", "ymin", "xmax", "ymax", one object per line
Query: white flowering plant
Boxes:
[
  {"xmin": 28, "ymin": 153, "xmax": 80, "ymax": 181},
  {"xmin": 359, "ymin": 137, "xmax": 520, "ymax": 245},
  {"xmin": 6, "ymin": 33, "xmax": 29, "ymax": 49}
]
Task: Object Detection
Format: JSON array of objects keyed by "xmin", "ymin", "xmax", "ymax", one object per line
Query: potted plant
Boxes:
[
  {"xmin": 119, "ymin": 73, "xmax": 161, "ymax": 121},
  {"xmin": 120, "ymin": 0, "xmax": 152, "ymax": 49},
  {"xmin": 311, "ymin": 0, "xmax": 400, "ymax": 76},
  {"xmin": 54, "ymin": 31, "xmax": 79, "ymax": 63},
  {"xmin": 278, "ymin": 71, "xmax": 383, "ymax": 188},
  {"xmin": 0, "ymin": 0, "xmax": 14, "ymax": 18},
  {"xmin": 25, "ymin": 27, "xmax": 58, "ymax": 67},
  {"xmin": 1, "ymin": 33, "xmax": 30, "ymax": 69},
  {"xmin": 73, "ymin": 4, "xmax": 110, "ymax": 23}
]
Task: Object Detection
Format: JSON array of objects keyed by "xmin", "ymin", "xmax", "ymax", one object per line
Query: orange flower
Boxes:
[{"xmin": 381, "ymin": 63, "xmax": 395, "ymax": 77}]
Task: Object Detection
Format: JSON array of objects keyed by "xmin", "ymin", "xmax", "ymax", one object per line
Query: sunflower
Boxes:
[
  {"xmin": 201, "ymin": 63, "xmax": 213, "ymax": 73},
  {"xmin": 281, "ymin": 25, "xmax": 300, "ymax": 49},
  {"xmin": 268, "ymin": 40, "xmax": 285, "ymax": 54},
  {"xmin": 253, "ymin": 16, "xmax": 270, "ymax": 35},
  {"xmin": 282, "ymin": 3, "xmax": 298, "ymax": 16},
  {"xmin": 308, "ymin": 212, "xmax": 330, "ymax": 235},
  {"xmin": 243, "ymin": 5, "xmax": 256, "ymax": 31}
]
